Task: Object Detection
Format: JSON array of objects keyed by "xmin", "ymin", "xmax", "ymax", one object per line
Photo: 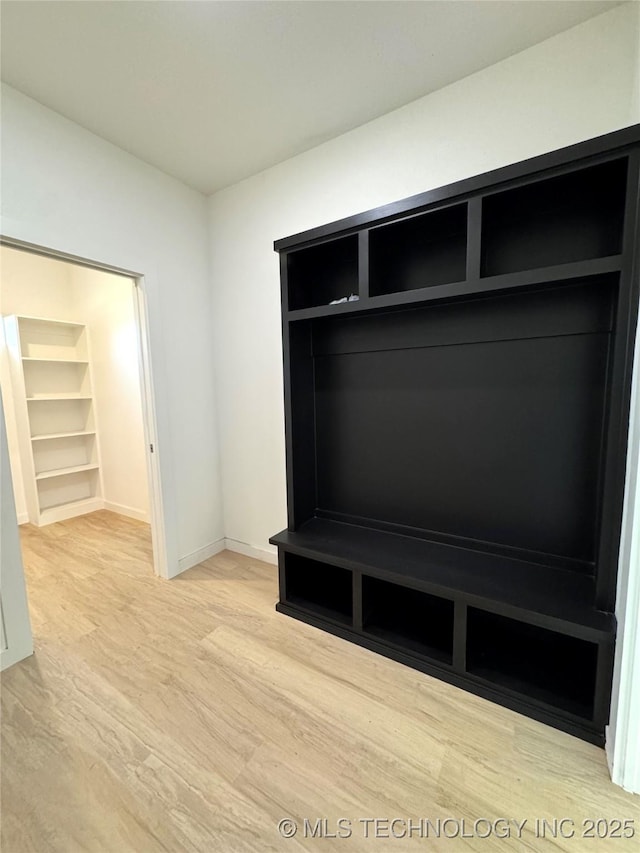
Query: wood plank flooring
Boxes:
[{"xmin": 2, "ymin": 510, "xmax": 638, "ymax": 852}]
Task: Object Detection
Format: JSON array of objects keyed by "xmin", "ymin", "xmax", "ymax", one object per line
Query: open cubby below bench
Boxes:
[
  {"xmin": 283, "ymin": 552, "xmax": 353, "ymax": 626},
  {"xmin": 362, "ymin": 576, "xmax": 454, "ymax": 665},
  {"xmin": 466, "ymin": 608, "xmax": 599, "ymax": 720}
]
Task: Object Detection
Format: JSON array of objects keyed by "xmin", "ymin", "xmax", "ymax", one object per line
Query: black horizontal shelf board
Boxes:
[
  {"xmin": 274, "ymin": 124, "xmax": 640, "ymax": 252},
  {"xmin": 275, "ymin": 601, "xmax": 604, "ymax": 744},
  {"xmin": 477, "ymin": 255, "xmax": 622, "ymax": 292},
  {"xmin": 287, "ymin": 297, "xmax": 366, "ymax": 322},
  {"xmin": 285, "ymin": 256, "xmax": 622, "ymax": 322},
  {"xmin": 270, "ymin": 519, "xmax": 614, "ymax": 637}
]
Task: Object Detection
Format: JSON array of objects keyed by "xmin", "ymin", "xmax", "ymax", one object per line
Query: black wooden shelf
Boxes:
[
  {"xmin": 270, "ymin": 518, "xmax": 613, "ymax": 638},
  {"xmin": 285, "ymin": 254, "xmax": 622, "ymax": 322},
  {"xmin": 272, "ymin": 125, "xmax": 640, "ymax": 746}
]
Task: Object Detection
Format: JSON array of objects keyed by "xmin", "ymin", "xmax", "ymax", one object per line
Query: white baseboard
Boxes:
[
  {"xmin": 605, "ymin": 725, "xmax": 614, "ymax": 778},
  {"xmin": 17, "ymin": 511, "xmax": 28, "ymax": 525},
  {"xmin": 104, "ymin": 501, "xmax": 149, "ymax": 523},
  {"xmin": 37, "ymin": 497, "xmax": 104, "ymax": 526},
  {"xmin": 174, "ymin": 538, "xmax": 278, "ymax": 577},
  {"xmin": 224, "ymin": 538, "xmax": 278, "ymax": 566},
  {"xmin": 176, "ymin": 538, "xmax": 226, "ymax": 574}
]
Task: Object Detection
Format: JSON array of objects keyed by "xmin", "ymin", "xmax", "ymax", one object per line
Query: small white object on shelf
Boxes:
[{"xmin": 329, "ymin": 294, "xmax": 360, "ymax": 305}]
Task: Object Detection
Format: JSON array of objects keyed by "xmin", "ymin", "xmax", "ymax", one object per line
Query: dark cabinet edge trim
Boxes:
[{"xmin": 274, "ymin": 124, "xmax": 640, "ymax": 252}]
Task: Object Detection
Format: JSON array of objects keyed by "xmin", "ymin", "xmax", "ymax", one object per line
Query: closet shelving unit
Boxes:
[
  {"xmin": 3, "ymin": 315, "xmax": 103, "ymax": 525},
  {"xmin": 270, "ymin": 125, "xmax": 640, "ymax": 745}
]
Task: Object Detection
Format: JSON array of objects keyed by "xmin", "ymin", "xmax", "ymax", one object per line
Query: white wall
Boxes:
[
  {"xmin": 71, "ymin": 266, "xmax": 149, "ymax": 522},
  {"xmin": 208, "ymin": 2, "xmax": 640, "ymax": 556},
  {"xmin": 1, "ymin": 85, "xmax": 225, "ymax": 575}
]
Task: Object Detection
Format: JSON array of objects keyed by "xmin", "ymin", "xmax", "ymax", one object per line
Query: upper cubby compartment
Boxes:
[
  {"xmin": 481, "ymin": 158, "xmax": 628, "ymax": 277},
  {"xmin": 287, "ymin": 234, "xmax": 359, "ymax": 311},
  {"xmin": 18, "ymin": 317, "xmax": 88, "ymax": 360},
  {"xmin": 369, "ymin": 203, "xmax": 467, "ymax": 296}
]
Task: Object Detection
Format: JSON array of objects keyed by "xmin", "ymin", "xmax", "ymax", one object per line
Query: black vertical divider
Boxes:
[
  {"xmin": 278, "ymin": 549, "xmax": 287, "ymax": 603},
  {"xmin": 280, "ymin": 252, "xmax": 290, "ymax": 313},
  {"xmin": 353, "ymin": 571, "xmax": 363, "ymax": 631},
  {"xmin": 280, "ymin": 252, "xmax": 296, "ymax": 529},
  {"xmin": 466, "ymin": 198, "xmax": 482, "ymax": 281},
  {"xmin": 453, "ymin": 601, "xmax": 467, "ymax": 672},
  {"xmin": 596, "ymin": 152, "xmax": 640, "ymax": 610},
  {"xmin": 358, "ymin": 231, "xmax": 369, "ymax": 302},
  {"xmin": 287, "ymin": 318, "xmax": 316, "ymax": 529}
]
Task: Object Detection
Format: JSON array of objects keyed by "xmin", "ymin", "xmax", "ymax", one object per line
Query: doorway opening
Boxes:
[{"xmin": 0, "ymin": 243, "xmax": 166, "ymax": 601}]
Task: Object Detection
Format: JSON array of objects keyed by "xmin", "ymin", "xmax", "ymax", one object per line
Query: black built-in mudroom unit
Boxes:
[{"xmin": 270, "ymin": 126, "xmax": 640, "ymax": 745}]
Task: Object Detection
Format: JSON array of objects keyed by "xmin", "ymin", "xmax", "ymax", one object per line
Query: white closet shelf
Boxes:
[
  {"xmin": 35, "ymin": 463, "xmax": 99, "ymax": 481},
  {"xmin": 31, "ymin": 430, "xmax": 96, "ymax": 442},
  {"xmin": 26, "ymin": 394, "xmax": 93, "ymax": 401},
  {"xmin": 38, "ymin": 497, "xmax": 102, "ymax": 519},
  {"xmin": 22, "ymin": 357, "xmax": 89, "ymax": 364}
]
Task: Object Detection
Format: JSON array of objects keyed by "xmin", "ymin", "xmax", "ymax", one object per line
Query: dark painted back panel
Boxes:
[
  {"xmin": 369, "ymin": 204, "xmax": 467, "ymax": 295},
  {"xmin": 314, "ymin": 282, "xmax": 614, "ymax": 564},
  {"xmin": 314, "ymin": 277, "xmax": 615, "ymax": 357},
  {"xmin": 288, "ymin": 235, "xmax": 359, "ymax": 310}
]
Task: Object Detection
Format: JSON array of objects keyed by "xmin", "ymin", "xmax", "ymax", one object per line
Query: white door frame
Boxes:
[
  {"xmin": 0, "ymin": 236, "xmax": 169, "ymax": 580},
  {"xmin": 606, "ymin": 316, "xmax": 640, "ymax": 794},
  {"xmin": 0, "ymin": 388, "xmax": 34, "ymax": 670},
  {"xmin": 131, "ymin": 277, "xmax": 169, "ymax": 579}
]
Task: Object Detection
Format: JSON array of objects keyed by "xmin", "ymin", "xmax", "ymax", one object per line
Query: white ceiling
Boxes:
[{"xmin": 0, "ymin": 1, "xmax": 622, "ymax": 195}]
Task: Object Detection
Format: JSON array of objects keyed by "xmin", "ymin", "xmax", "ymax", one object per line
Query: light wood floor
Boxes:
[{"xmin": 2, "ymin": 511, "xmax": 638, "ymax": 852}]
